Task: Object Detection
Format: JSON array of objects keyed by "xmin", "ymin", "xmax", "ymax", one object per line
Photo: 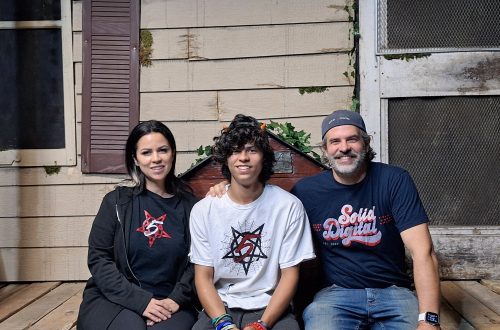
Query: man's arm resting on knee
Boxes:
[{"xmin": 401, "ymin": 223, "xmax": 441, "ymax": 329}]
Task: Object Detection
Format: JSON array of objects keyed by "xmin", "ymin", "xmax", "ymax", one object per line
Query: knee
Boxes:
[{"xmin": 303, "ymin": 300, "xmax": 327, "ymax": 319}]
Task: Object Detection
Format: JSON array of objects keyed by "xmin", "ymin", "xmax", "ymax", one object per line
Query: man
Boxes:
[
  {"xmin": 291, "ymin": 110, "xmax": 440, "ymax": 329},
  {"xmin": 190, "ymin": 114, "xmax": 315, "ymax": 330}
]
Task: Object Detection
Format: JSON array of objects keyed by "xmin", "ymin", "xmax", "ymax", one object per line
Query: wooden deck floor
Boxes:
[{"xmin": 0, "ymin": 280, "xmax": 499, "ymax": 329}]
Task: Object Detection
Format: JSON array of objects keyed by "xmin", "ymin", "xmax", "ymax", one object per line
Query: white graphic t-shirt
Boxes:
[{"xmin": 189, "ymin": 184, "xmax": 315, "ymax": 309}]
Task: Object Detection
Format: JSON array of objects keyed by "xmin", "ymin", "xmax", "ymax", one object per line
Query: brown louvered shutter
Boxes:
[{"xmin": 81, "ymin": 0, "xmax": 139, "ymax": 173}]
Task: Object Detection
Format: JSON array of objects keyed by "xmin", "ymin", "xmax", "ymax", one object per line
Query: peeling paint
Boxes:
[
  {"xmin": 458, "ymin": 57, "xmax": 500, "ymax": 93},
  {"xmin": 327, "ymin": 5, "xmax": 345, "ymax": 10},
  {"xmin": 463, "ymin": 58, "xmax": 500, "ymax": 82}
]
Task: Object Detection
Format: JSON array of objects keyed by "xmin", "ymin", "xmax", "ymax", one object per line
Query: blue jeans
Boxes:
[{"xmin": 303, "ymin": 285, "xmax": 418, "ymax": 330}]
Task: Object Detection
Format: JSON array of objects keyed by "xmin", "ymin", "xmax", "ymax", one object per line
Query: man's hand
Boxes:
[{"xmin": 205, "ymin": 180, "xmax": 229, "ymax": 197}]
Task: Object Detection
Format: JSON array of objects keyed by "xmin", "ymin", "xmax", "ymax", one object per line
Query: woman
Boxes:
[{"xmin": 78, "ymin": 120, "xmax": 199, "ymax": 330}]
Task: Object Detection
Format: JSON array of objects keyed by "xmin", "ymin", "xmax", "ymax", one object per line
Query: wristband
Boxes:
[
  {"xmin": 245, "ymin": 321, "xmax": 268, "ymax": 330},
  {"xmin": 257, "ymin": 320, "xmax": 270, "ymax": 330}
]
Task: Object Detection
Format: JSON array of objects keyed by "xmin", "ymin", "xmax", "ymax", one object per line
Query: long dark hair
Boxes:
[
  {"xmin": 125, "ymin": 120, "xmax": 191, "ymax": 196},
  {"xmin": 212, "ymin": 114, "xmax": 275, "ymax": 183}
]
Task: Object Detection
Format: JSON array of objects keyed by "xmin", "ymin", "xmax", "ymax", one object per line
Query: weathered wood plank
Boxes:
[
  {"xmin": 0, "ymin": 184, "xmax": 115, "ymax": 218},
  {"xmin": 166, "ymin": 121, "xmax": 223, "ymax": 151},
  {"xmin": 0, "ymin": 217, "xmax": 92, "ymax": 248},
  {"xmin": 454, "ymin": 281, "xmax": 500, "ymax": 315},
  {"xmin": 177, "ymin": 152, "xmax": 202, "ymax": 174},
  {"xmin": 430, "ymin": 227, "xmax": 500, "ymax": 280},
  {"xmin": 72, "ymin": 1, "xmax": 82, "ymax": 32},
  {"xmin": 0, "ymin": 248, "xmax": 89, "ymax": 281},
  {"xmin": 0, "ymin": 282, "xmax": 60, "ymax": 322},
  {"xmin": 140, "ymin": 91, "xmax": 219, "ymax": 121},
  {"xmin": 148, "ymin": 28, "xmax": 189, "ymax": 60},
  {"xmin": 440, "ymin": 296, "xmax": 475, "ymax": 330},
  {"xmin": 141, "ymin": 87, "xmax": 352, "ymax": 123},
  {"xmin": 185, "ymin": 22, "xmax": 352, "ymax": 60},
  {"xmin": 139, "ymin": 22, "xmax": 351, "ymax": 61},
  {"xmin": 0, "ymin": 283, "xmax": 84, "ymax": 330},
  {"xmin": 379, "ymin": 52, "xmax": 500, "ymax": 97},
  {"xmin": 163, "ymin": 116, "xmax": 325, "ymax": 153},
  {"xmin": 29, "ymin": 289, "xmax": 83, "ymax": 330},
  {"xmin": 481, "ymin": 280, "xmax": 500, "ymax": 295},
  {"xmin": 0, "ymin": 284, "xmax": 29, "ymax": 303},
  {"xmin": 75, "ymin": 62, "xmax": 82, "ymax": 94},
  {"xmin": 140, "ymin": 54, "xmax": 352, "ymax": 92},
  {"xmin": 441, "ymin": 281, "xmax": 500, "ymax": 329},
  {"xmin": 0, "ymin": 164, "xmax": 124, "ymax": 187},
  {"xmin": 218, "ymin": 87, "xmax": 353, "ymax": 120},
  {"xmin": 73, "ymin": 32, "xmax": 82, "ymax": 62},
  {"xmin": 141, "ymin": 0, "xmax": 350, "ymax": 28}
]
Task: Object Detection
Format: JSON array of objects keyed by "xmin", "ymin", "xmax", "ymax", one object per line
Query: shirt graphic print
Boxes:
[
  {"xmin": 136, "ymin": 210, "xmax": 171, "ymax": 247},
  {"xmin": 222, "ymin": 219, "xmax": 269, "ymax": 275}
]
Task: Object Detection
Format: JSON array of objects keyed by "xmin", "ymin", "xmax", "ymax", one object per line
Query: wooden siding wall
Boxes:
[{"xmin": 0, "ymin": 0, "xmax": 354, "ymax": 281}]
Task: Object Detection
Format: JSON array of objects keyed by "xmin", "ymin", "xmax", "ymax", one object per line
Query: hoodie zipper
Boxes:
[{"xmin": 115, "ymin": 204, "xmax": 141, "ymax": 286}]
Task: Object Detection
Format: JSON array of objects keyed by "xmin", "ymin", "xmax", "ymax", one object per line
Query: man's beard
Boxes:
[{"xmin": 327, "ymin": 149, "xmax": 367, "ymax": 177}]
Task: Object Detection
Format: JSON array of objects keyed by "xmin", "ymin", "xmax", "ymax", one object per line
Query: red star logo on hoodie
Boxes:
[{"xmin": 136, "ymin": 210, "xmax": 171, "ymax": 247}]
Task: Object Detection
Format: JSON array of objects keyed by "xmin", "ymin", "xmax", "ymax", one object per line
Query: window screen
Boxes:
[
  {"xmin": 388, "ymin": 97, "xmax": 500, "ymax": 226},
  {"xmin": 378, "ymin": 0, "xmax": 500, "ymax": 53},
  {"xmin": 0, "ymin": 0, "xmax": 61, "ymax": 21},
  {"xmin": 0, "ymin": 29, "xmax": 65, "ymax": 149}
]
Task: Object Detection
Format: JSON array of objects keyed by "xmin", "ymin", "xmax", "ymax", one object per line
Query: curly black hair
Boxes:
[{"xmin": 212, "ymin": 114, "xmax": 275, "ymax": 183}]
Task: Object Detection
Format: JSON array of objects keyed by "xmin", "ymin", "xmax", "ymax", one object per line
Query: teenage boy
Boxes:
[{"xmin": 189, "ymin": 114, "xmax": 315, "ymax": 330}]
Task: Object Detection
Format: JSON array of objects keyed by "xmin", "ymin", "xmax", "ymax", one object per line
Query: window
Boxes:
[
  {"xmin": 388, "ymin": 96, "xmax": 500, "ymax": 226},
  {"xmin": 377, "ymin": 0, "xmax": 500, "ymax": 54},
  {"xmin": 0, "ymin": 0, "xmax": 75, "ymax": 166}
]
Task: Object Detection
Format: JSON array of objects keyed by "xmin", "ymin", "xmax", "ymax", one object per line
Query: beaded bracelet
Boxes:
[
  {"xmin": 212, "ymin": 313, "xmax": 232, "ymax": 326},
  {"xmin": 216, "ymin": 320, "xmax": 235, "ymax": 330},
  {"xmin": 220, "ymin": 324, "xmax": 237, "ymax": 330}
]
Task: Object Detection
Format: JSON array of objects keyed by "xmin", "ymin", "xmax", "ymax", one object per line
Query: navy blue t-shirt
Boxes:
[
  {"xmin": 291, "ymin": 162, "xmax": 428, "ymax": 289},
  {"xmin": 129, "ymin": 191, "xmax": 188, "ymax": 298}
]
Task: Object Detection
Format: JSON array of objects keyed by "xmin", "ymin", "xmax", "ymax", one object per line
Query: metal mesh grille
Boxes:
[
  {"xmin": 388, "ymin": 97, "xmax": 500, "ymax": 226},
  {"xmin": 378, "ymin": 0, "xmax": 500, "ymax": 53}
]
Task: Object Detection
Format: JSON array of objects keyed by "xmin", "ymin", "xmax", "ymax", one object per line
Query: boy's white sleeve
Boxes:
[
  {"xmin": 279, "ymin": 202, "xmax": 316, "ymax": 268},
  {"xmin": 189, "ymin": 202, "xmax": 213, "ymax": 267}
]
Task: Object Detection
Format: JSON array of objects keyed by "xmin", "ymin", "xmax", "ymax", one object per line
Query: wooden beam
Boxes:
[
  {"xmin": 0, "ymin": 248, "xmax": 89, "ymax": 281},
  {"xmin": 454, "ymin": 281, "xmax": 500, "ymax": 315},
  {"xmin": 0, "ymin": 283, "xmax": 84, "ymax": 329},
  {"xmin": 140, "ymin": 54, "xmax": 351, "ymax": 92},
  {"xmin": 0, "ymin": 282, "xmax": 61, "ymax": 322},
  {"xmin": 29, "ymin": 289, "xmax": 83, "ymax": 330},
  {"xmin": 140, "ymin": 0, "xmax": 349, "ymax": 28},
  {"xmin": 439, "ymin": 296, "xmax": 474, "ymax": 330},
  {"xmin": 441, "ymin": 281, "xmax": 500, "ymax": 329},
  {"xmin": 0, "ymin": 284, "xmax": 29, "ymax": 304},
  {"xmin": 0, "ymin": 217, "xmax": 92, "ymax": 248},
  {"xmin": 481, "ymin": 280, "xmax": 500, "ymax": 295}
]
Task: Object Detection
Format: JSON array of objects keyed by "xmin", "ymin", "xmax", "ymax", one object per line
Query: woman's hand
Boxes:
[
  {"xmin": 143, "ymin": 298, "xmax": 180, "ymax": 326},
  {"xmin": 142, "ymin": 298, "xmax": 171, "ymax": 324},
  {"xmin": 160, "ymin": 298, "xmax": 180, "ymax": 314}
]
